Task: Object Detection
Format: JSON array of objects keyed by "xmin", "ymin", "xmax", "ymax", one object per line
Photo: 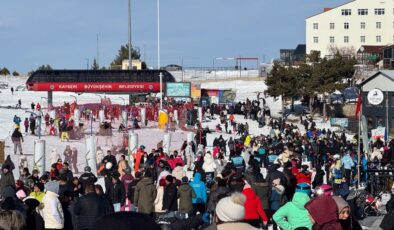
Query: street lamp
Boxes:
[
  {"xmin": 157, "ymin": 0, "xmax": 163, "ymax": 110},
  {"xmin": 40, "ymin": 97, "xmax": 47, "ymax": 110},
  {"xmin": 213, "ymin": 57, "xmax": 235, "ymax": 79},
  {"xmin": 128, "ymin": 0, "xmax": 132, "ymax": 70},
  {"xmin": 86, "ymin": 58, "xmax": 89, "ymax": 70}
]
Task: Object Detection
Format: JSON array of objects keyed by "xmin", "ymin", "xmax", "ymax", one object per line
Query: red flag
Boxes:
[{"xmin": 355, "ymin": 94, "xmax": 361, "ymax": 118}]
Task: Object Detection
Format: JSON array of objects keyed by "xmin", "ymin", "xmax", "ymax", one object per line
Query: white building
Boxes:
[{"xmin": 306, "ymin": 0, "xmax": 394, "ymax": 58}]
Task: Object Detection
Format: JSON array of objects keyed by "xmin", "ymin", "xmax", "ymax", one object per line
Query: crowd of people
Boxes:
[{"xmin": 2, "ymin": 98, "xmax": 394, "ymax": 230}]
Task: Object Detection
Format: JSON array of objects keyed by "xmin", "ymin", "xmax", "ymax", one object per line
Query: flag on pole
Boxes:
[{"xmin": 355, "ymin": 93, "xmax": 361, "ymax": 118}]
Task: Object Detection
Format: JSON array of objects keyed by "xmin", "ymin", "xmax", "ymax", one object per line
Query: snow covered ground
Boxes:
[
  {"xmin": 0, "ymin": 75, "xmax": 377, "ymax": 229},
  {"xmin": 0, "ymin": 75, "xmax": 332, "ymax": 177}
]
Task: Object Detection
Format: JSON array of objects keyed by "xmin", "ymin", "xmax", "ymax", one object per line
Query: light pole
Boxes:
[
  {"xmin": 40, "ymin": 97, "xmax": 47, "ymax": 110},
  {"xmin": 86, "ymin": 58, "xmax": 89, "ymax": 70},
  {"xmin": 157, "ymin": 0, "xmax": 163, "ymax": 110},
  {"xmin": 214, "ymin": 57, "xmax": 235, "ymax": 79},
  {"xmin": 97, "ymin": 33, "xmax": 100, "ymax": 69},
  {"xmin": 128, "ymin": 0, "xmax": 132, "ymax": 70}
]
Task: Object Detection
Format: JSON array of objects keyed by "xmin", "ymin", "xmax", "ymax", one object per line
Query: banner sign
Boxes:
[
  {"xmin": 166, "ymin": 82, "xmax": 191, "ymax": 97},
  {"xmin": 367, "ymin": 89, "xmax": 384, "ymax": 105},
  {"xmin": 219, "ymin": 90, "xmax": 236, "ymax": 104},
  {"xmin": 191, "ymin": 83, "xmax": 201, "ymax": 98},
  {"xmin": 371, "ymin": 126, "xmax": 386, "ymax": 140},
  {"xmin": 330, "ymin": 118, "xmax": 349, "ymax": 128},
  {"xmin": 30, "ymin": 82, "xmax": 160, "ymax": 92}
]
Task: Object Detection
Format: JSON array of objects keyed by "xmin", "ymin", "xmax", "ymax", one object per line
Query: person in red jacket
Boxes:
[
  {"xmin": 133, "ymin": 145, "xmax": 145, "ymax": 173},
  {"xmin": 296, "ymin": 165, "xmax": 312, "ymax": 185},
  {"xmin": 242, "ymin": 183, "xmax": 268, "ymax": 228}
]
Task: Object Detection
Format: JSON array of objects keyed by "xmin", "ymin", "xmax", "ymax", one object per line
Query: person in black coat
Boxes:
[
  {"xmin": 24, "ymin": 197, "xmax": 45, "ymax": 230},
  {"xmin": 312, "ymin": 165, "xmax": 325, "ymax": 189},
  {"xmin": 95, "ymin": 184, "xmax": 114, "ymax": 213},
  {"xmin": 79, "ymin": 166, "xmax": 97, "ymax": 192},
  {"xmin": 162, "ymin": 175, "xmax": 178, "ymax": 212},
  {"xmin": 266, "ymin": 164, "xmax": 287, "ymax": 188},
  {"xmin": 74, "ymin": 184, "xmax": 110, "ymax": 230},
  {"xmin": 109, "ymin": 174, "xmax": 125, "ymax": 212},
  {"xmin": 380, "ymin": 194, "xmax": 394, "ymax": 230},
  {"xmin": 127, "ymin": 172, "xmax": 142, "ymax": 206}
]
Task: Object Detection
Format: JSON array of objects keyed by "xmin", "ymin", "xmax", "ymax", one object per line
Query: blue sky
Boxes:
[{"xmin": 0, "ymin": 0, "xmax": 347, "ymax": 73}]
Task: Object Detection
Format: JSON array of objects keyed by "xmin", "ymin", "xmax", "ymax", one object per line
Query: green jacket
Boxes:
[
  {"xmin": 177, "ymin": 183, "xmax": 196, "ymax": 214},
  {"xmin": 273, "ymin": 192, "xmax": 313, "ymax": 230},
  {"xmin": 134, "ymin": 177, "xmax": 157, "ymax": 214},
  {"xmin": 252, "ymin": 182, "xmax": 270, "ymax": 210},
  {"xmin": 0, "ymin": 172, "xmax": 15, "ymax": 194}
]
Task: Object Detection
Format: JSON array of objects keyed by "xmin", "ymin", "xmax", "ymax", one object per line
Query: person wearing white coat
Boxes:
[
  {"xmin": 154, "ymin": 179, "xmax": 167, "ymax": 214},
  {"xmin": 185, "ymin": 142, "xmax": 194, "ymax": 170},
  {"xmin": 40, "ymin": 181, "xmax": 64, "ymax": 230},
  {"xmin": 203, "ymin": 152, "xmax": 216, "ymax": 183}
]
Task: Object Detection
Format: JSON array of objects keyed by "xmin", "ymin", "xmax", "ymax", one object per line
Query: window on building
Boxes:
[
  {"xmin": 391, "ymin": 95, "xmax": 394, "ymax": 107},
  {"xmin": 344, "ymin": 22, "xmax": 349, "ymax": 29},
  {"xmin": 367, "ymin": 117, "xmax": 373, "ymax": 129},
  {"xmin": 391, "ymin": 117, "xmax": 394, "ymax": 133},
  {"xmin": 330, "ymin": 36, "xmax": 335, "ymax": 43},
  {"xmin": 330, "ymin": 23, "xmax": 335, "ymax": 29},
  {"xmin": 376, "ymin": 117, "xmax": 384, "ymax": 127},
  {"xmin": 361, "ymin": 22, "xmax": 366, "ymax": 29},
  {"xmin": 313, "ymin": 37, "xmax": 318, "ymax": 43},
  {"xmin": 376, "ymin": 22, "xmax": 382, "ymax": 29},
  {"xmin": 375, "ymin": 8, "xmax": 385, "ymax": 15},
  {"xmin": 313, "ymin": 23, "xmax": 318, "ymax": 30},
  {"xmin": 361, "ymin": 36, "xmax": 366, "ymax": 43},
  {"xmin": 358, "ymin": 9, "xmax": 368, "ymax": 15},
  {"xmin": 344, "ymin": 36, "xmax": 349, "ymax": 43},
  {"xmin": 342, "ymin": 9, "xmax": 352, "ymax": 15},
  {"xmin": 376, "ymin": 35, "xmax": 382, "ymax": 43}
]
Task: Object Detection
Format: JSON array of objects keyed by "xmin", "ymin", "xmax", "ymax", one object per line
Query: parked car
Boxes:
[{"xmin": 162, "ymin": 64, "xmax": 182, "ymax": 71}]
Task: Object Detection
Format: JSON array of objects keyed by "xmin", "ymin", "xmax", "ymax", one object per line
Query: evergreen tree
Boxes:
[
  {"xmin": 91, "ymin": 59, "xmax": 99, "ymax": 70},
  {"xmin": 266, "ymin": 53, "xmax": 356, "ymax": 115},
  {"xmin": 0, "ymin": 67, "xmax": 10, "ymax": 75},
  {"xmin": 111, "ymin": 44, "xmax": 141, "ymax": 66},
  {"xmin": 37, "ymin": 64, "xmax": 53, "ymax": 70},
  {"xmin": 12, "ymin": 71, "xmax": 19, "ymax": 76}
]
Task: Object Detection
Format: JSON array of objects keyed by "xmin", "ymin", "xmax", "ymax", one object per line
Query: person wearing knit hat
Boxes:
[
  {"xmin": 42, "ymin": 181, "xmax": 64, "ymax": 229},
  {"xmin": 45, "ymin": 181, "xmax": 60, "ymax": 194},
  {"xmin": 178, "ymin": 176, "xmax": 196, "ymax": 215},
  {"xmin": 332, "ymin": 196, "xmax": 362, "ymax": 230},
  {"xmin": 23, "ymin": 196, "xmax": 45, "ymax": 230},
  {"xmin": 0, "ymin": 164, "xmax": 15, "ymax": 193},
  {"xmin": 213, "ymin": 192, "xmax": 259, "ymax": 230},
  {"xmin": 181, "ymin": 176, "xmax": 189, "ymax": 184}
]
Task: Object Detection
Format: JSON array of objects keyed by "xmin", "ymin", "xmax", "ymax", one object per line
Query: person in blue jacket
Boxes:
[
  {"xmin": 189, "ymin": 172, "xmax": 207, "ymax": 215},
  {"xmin": 341, "ymin": 151, "xmax": 355, "ymax": 185},
  {"xmin": 13, "ymin": 115, "xmax": 21, "ymax": 126}
]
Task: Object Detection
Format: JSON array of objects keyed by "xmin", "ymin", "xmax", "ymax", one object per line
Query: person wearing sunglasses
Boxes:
[{"xmin": 332, "ymin": 196, "xmax": 362, "ymax": 230}]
